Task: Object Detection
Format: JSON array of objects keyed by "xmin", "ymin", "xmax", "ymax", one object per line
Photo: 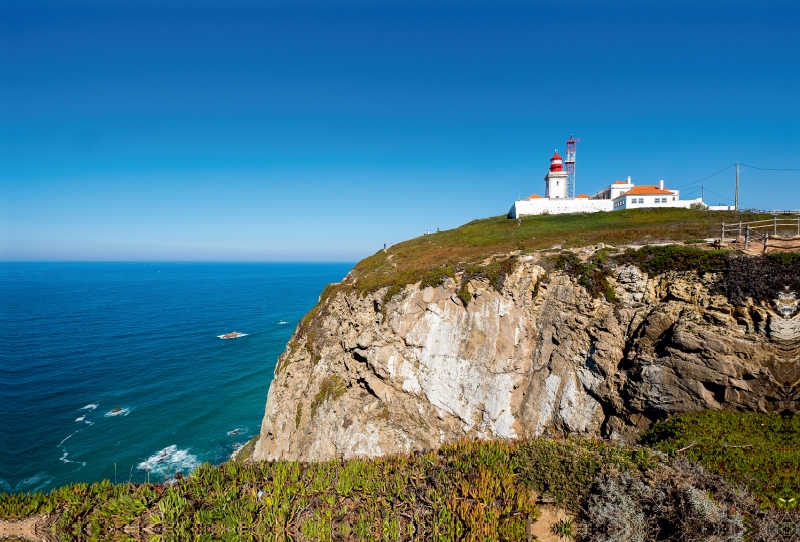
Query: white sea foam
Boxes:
[
  {"xmin": 80, "ymin": 404, "xmax": 98, "ymax": 411},
  {"xmin": 104, "ymin": 407, "xmax": 130, "ymax": 417},
  {"xmin": 278, "ymin": 321, "xmax": 287, "ymax": 325},
  {"xmin": 227, "ymin": 428, "xmax": 243, "ymax": 436},
  {"xmin": 75, "ymin": 416, "xmax": 85, "ymax": 422},
  {"xmin": 14, "ymin": 473, "xmax": 53, "ymax": 492},
  {"xmin": 137, "ymin": 445, "xmax": 199, "ymax": 476},
  {"xmin": 59, "ymin": 452, "xmax": 87, "ymax": 467},
  {"xmin": 58, "ymin": 429, "xmax": 82, "ymax": 446}
]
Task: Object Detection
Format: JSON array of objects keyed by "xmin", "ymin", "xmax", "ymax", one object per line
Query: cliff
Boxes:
[{"xmin": 251, "ymin": 239, "xmax": 799, "ymax": 462}]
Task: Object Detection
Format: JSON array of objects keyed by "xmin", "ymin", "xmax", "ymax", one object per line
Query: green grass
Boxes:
[
  {"xmin": 641, "ymin": 410, "xmax": 800, "ymax": 508},
  {"xmin": 346, "ymin": 208, "xmax": 770, "ymax": 300}
]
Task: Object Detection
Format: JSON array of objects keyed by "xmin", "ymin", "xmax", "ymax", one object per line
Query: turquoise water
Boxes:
[{"xmin": 0, "ymin": 262, "xmax": 352, "ymax": 493}]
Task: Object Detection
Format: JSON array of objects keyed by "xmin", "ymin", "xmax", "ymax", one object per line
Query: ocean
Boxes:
[{"xmin": 0, "ymin": 262, "xmax": 353, "ymax": 493}]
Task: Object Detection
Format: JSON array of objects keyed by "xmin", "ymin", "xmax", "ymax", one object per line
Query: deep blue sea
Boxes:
[{"xmin": 0, "ymin": 262, "xmax": 353, "ymax": 493}]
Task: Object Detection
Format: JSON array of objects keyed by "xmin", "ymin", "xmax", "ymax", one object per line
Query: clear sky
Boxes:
[{"xmin": 2, "ymin": 0, "xmax": 799, "ymax": 261}]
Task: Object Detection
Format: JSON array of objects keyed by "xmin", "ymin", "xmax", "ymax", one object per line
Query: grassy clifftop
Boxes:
[{"xmin": 345, "ymin": 208, "xmax": 771, "ymax": 298}]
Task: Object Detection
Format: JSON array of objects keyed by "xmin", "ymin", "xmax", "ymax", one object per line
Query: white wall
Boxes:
[
  {"xmin": 545, "ymin": 171, "xmax": 568, "ymax": 199},
  {"xmin": 614, "ymin": 196, "xmax": 703, "ymax": 210},
  {"xmin": 508, "ymin": 198, "xmax": 614, "ymax": 218}
]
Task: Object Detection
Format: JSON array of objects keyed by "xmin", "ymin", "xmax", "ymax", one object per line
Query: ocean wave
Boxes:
[
  {"xmin": 227, "ymin": 428, "xmax": 244, "ymax": 436},
  {"xmin": 13, "ymin": 472, "xmax": 53, "ymax": 492},
  {"xmin": 80, "ymin": 404, "xmax": 98, "ymax": 411},
  {"xmin": 104, "ymin": 407, "xmax": 130, "ymax": 417},
  {"xmin": 137, "ymin": 445, "xmax": 199, "ymax": 477},
  {"xmin": 59, "ymin": 452, "xmax": 87, "ymax": 468},
  {"xmin": 75, "ymin": 415, "xmax": 85, "ymax": 422},
  {"xmin": 58, "ymin": 429, "xmax": 83, "ymax": 447}
]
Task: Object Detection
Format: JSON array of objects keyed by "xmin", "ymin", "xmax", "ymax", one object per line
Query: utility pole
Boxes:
[
  {"xmin": 735, "ymin": 162, "xmax": 740, "ymax": 211},
  {"xmin": 701, "ymin": 185, "xmax": 704, "ymax": 203}
]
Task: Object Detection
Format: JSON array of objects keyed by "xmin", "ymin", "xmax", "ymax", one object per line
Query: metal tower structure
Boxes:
[{"xmin": 565, "ymin": 135, "xmax": 579, "ymax": 198}]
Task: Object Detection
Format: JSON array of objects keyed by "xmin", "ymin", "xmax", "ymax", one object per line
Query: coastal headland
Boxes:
[{"xmin": 3, "ymin": 208, "xmax": 799, "ymax": 540}]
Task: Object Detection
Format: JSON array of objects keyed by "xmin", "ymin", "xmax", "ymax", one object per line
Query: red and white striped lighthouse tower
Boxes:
[{"xmin": 545, "ymin": 150, "xmax": 568, "ymax": 198}]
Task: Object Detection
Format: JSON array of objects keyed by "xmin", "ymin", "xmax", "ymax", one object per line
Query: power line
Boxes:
[
  {"xmin": 704, "ymin": 188, "xmax": 734, "ymax": 202},
  {"xmin": 740, "ymin": 163, "xmax": 800, "ymax": 172},
  {"xmin": 674, "ymin": 164, "xmax": 734, "ymax": 188}
]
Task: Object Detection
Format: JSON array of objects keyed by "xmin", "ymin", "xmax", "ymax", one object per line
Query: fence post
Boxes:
[
  {"xmin": 744, "ymin": 226, "xmax": 749, "ymax": 249},
  {"xmin": 721, "ymin": 222, "xmax": 725, "ymax": 243},
  {"xmin": 774, "ymin": 216, "xmax": 777, "ymax": 235},
  {"xmin": 738, "ymin": 221, "xmax": 742, "ymax": 237},
  {"xmin": 797, "ymin": 217, "xmax": 799, "ymax": 236}
]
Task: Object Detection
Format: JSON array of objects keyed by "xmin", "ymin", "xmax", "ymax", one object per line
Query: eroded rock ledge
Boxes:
[{"xmin": 252, "ymin": 246, "xmax": 800, "ymax": 462}]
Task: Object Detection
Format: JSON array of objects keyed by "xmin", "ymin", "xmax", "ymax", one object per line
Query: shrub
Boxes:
[
  {"xmin": 550, "ymin": 251, "xmax": 616, "ymax": 302},
  {"xmin": 640, "ymin": 410, "xmax": 800, "ymax": 506},
  {"xmin": 580, "ymin": 464, "xmax": 746, "ymax": 542},
  {"xmin": 615, "ymin": 245, "xmax": 729, "ymax": 275},
  {"xmin": 722, "ymin": 253, "xmax": 800, "ymax": 305},
  {"xmin": 516, "ymin": 437, "xmax": 656, "ymax": 510}
]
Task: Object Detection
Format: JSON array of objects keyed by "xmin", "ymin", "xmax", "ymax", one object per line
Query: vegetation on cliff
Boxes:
[
  {"xmin": 346, "ymin": 208, "xmax": 770, "ymax": 300},
  {"xmin": 2, "ymin": 411, "xmax": 797, "ymax": 541},
  {"xmin": 283, "ymin": 208, "xmax": 778, "ymax": 373}
]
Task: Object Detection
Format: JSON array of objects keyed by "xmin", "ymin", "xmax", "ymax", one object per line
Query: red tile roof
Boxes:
[
  {"xmin": 526, "ymin": 194, "xmax": 543, "ymax": 200},
  {"xmin": 575, "ymin": 194, "xmax": 590, "ymax": 199},
  {"xmin": 615, "ymin": 185, "xmax": 675, "ymax": 198}
]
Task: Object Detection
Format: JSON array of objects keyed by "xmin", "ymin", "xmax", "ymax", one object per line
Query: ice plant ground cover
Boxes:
[{"xmin": 1, "ymin": 410, "xmax": 797, "ymax": 541}]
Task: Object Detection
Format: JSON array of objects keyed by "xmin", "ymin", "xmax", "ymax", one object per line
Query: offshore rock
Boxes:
[{"xmin": 252, "ymin": 249, "xmax": 800, "ymax": 462}]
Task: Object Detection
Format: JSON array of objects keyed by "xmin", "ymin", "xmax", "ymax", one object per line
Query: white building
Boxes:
[
  {"xmin": 591, "ymin": 177, "xmax": 634, "ymax": 200},
  {"xmin": 611, "ymin": 181, "xmax": 697, "ymax": 210},
  {"xmin": 507, "ymin": 150, "xmax": 705, "ymax": 218}
]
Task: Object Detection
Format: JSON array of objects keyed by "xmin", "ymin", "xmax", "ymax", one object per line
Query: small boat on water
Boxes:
[{"xmin": 218, "ymin": 331, "xmax": 248, "ymax": 339}]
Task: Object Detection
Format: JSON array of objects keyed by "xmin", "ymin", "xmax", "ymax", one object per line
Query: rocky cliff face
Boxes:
[{"xmin": 252, "ymin": 246, "xmax": 800, "ymax": 462}]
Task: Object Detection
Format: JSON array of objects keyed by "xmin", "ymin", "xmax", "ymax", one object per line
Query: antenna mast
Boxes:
[{"xmin": 565, "ymin": 134, "xmax": 579, "ymax": 198}]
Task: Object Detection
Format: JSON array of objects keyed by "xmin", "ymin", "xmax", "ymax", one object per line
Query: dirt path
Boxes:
[
  {"xmin": 529, "ymin": 505, "xmax": 575, "ymax": 542},
  {"xmin": 0, "ymin": 516, "xmax": 56, "ymax": 542}
]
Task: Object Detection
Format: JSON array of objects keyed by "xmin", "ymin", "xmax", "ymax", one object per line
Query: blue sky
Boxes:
[{"xmin": 2, "ymin": 0, "xmax": 799, "ymax": 261}]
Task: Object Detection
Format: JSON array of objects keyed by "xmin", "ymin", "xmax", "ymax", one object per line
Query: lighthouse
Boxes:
[{"xmin": 544, "ymin": 150, "xmax": 568, "ymax": 199}]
